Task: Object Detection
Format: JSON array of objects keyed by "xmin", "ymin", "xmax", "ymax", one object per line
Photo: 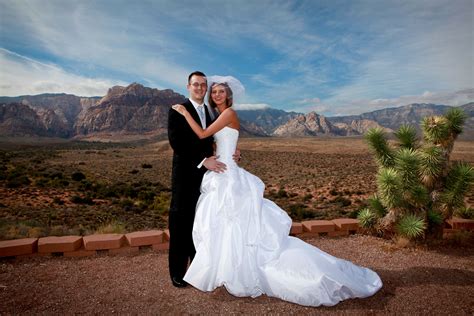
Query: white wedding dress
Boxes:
[{"xmin": 183, "ymin": 126, "xmax": 382, "ymax": 306}]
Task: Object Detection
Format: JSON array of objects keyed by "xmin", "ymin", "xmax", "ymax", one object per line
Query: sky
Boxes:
[{"xmin": 0, "ymin": 0, "xmax": 473, "ymax": 116}]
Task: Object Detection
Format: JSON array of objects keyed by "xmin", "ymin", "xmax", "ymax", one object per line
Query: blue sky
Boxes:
[{"xmin": 0, "ymin": 0, "xmax": 472, "ymax": 116}]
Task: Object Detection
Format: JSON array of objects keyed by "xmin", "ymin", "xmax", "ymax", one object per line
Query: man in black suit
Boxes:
[{"xmin": 167, "ymin": 71, "xmax": 226, "ymax": 288}]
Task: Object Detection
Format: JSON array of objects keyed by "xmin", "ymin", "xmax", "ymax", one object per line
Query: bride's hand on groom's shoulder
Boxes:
[{"xmin": 172, "ymin": 104, "xmax": 187, "ymax": 116}]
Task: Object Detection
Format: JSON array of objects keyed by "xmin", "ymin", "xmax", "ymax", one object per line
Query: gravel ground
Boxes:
[{"xmin": 1, "ymin": 235, "xmax": 473, "ymax": 315}]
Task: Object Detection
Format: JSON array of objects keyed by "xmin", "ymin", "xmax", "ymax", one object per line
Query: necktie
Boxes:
[{"xmin": 197, "ymin": 105, "xmax": 206, "ymax": 128}]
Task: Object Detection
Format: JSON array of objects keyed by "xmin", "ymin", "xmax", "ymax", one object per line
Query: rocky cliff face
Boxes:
[
  {"xmin": 332, "ymin": 119, "xmax": 392, "ymax": 135},
  {"xmin": 0, "ymin": 94, "xmax": 101, "ymax": 137},
  {"xmin": 0, "ymin": 88, "xmax": 472, "ymax": 139},
  {"xmin": 237, "ymin": 108, "xmax": 300, "ymax": 135},
  {"xmin": 328, "ymin": 103, "xmax": 451, "ymax": 131},
  {"xmin": 74, "ymin": 83, "xmax": 185, "ymax": 135},
  {"xmin": 0, "ymin": 103, "xmax": 48, "ymax": 136},
  {"xmin": 272, "ymin": 112, "xmax": 340, "ymax": 136}
]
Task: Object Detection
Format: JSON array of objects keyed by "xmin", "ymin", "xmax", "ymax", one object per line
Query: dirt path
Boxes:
[{"xmin": 1, "ymin": 235, "xmax": 473, "ymax": 315}]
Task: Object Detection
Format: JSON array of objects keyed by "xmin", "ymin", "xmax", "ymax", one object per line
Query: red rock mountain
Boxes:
[
  {"xmin": 0, "ymin": 85, "xmax": 472, "ymax": 139},
  {"xmin": 74, "ymin": 83, "xmax": 185, "ymax": 135}
]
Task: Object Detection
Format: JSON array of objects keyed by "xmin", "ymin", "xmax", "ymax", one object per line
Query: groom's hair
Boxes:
[{"xmin": 188, "ymin": 71, "xmax": 207, "ymax": 83}]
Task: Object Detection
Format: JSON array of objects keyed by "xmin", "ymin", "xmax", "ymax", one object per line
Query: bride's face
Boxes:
[{"xmin": 211, "ymin": 84, "xmax": 227, "ymax": 107}]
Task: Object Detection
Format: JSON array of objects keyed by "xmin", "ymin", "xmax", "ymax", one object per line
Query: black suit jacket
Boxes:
[{"xmin": 168, "ymin": 99, "xmax": 214, "ymax": 214}]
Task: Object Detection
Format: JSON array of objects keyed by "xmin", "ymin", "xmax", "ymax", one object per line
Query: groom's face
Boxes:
[{"xmin": 187, "ymin": 75, "xmax": 208, "ymax": 103}]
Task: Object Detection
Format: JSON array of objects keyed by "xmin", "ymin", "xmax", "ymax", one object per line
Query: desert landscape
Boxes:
[{"xmin": 1, "ymin": 136, "xmax": 473, "ymax": 240}]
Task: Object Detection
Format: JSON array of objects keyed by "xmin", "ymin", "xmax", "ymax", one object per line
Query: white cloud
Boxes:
[
  {"xmin": 0, "ymin": 48, "xmax": 127, "ymax": 96},
  {"xmin": 287, "ymin": 97, "xmax": 329, "ymax": 114},
  {"xmin": 326, "ymin": 89, "xmax": 474, "ymax": 116},
  {"xmin": 234, "ymin": 103, "xmax": 270, "ymax": 110},
  {"xmin": 367, "ymin": 89, "xmax": 474, "ymax": 109},
  {"xmin": 0, "ymin": 0, "xmax": 472, "ymax": 114},
  {"xmin": 1, "ymin": 0, "xmax": 191, "ymax": 90}
]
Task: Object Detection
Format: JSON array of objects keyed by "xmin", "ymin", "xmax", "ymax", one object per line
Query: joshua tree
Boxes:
[{"xmin": 359, "ymin": 108, "xmax": 473, "ymax": 239}]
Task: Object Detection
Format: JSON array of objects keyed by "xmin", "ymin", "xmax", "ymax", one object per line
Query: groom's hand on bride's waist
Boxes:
[
  {"xmin": 203, "ymin": 156, "xmax": 227, "ymax": 173},
  {"xmin": 233, "ymin": 148, "xmax": 241, "ymax": 163}
]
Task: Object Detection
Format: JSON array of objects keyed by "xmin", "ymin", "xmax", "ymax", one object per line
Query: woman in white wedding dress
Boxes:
[{"xmin": 171, "ymin": 76, "xmax": 382, "ymax": 307}]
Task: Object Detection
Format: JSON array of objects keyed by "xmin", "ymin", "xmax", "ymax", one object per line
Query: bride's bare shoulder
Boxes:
[{"xmin": 222, "ymin": 108, "xmax": 237, "ymax": 116}]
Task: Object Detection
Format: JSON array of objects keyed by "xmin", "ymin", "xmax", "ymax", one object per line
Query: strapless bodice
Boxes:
[{"xmin": 214, "ymin": 126, "xmax": 239, "ymax": 167}]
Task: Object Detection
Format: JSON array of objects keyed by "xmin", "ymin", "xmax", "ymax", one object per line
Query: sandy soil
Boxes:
[{"xmin": 1, "ymin": 235, "xmax": 473, "ymax": 315}]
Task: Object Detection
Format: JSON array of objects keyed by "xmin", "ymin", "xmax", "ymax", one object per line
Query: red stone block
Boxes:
[
  {"xmin": 63, "ymin": 249, "xmax": 96, "ymax": 257},
  {"xmin": 152, "ymin": 242, "xmax": 170, "ymax": 252},
  {"xmin": 0, "ymin": 238, "xmax": 38, "ymax": 257},
  {"xmin": 290, "ymin": 223, "xmax": 303, "ymax": 235},
  {"xmin": 125, "ymin": 230, "xmax": 163, "ymax": 247},
  {"xmin": 164, "ymin": 229, "xmax": 170, "ymax": 241},
  {"xmin": 302, "ymin": 220, "xmax": 336, "ymax": 233},
  {"xmin": 109, "ymin": 246, "xmax": 140, "ymax": 255},
  {"xmin": 83, "ymin": 234, "xmax": 124, "ymax": 250},
  {"xmin": 332, "ymin": 218, "xmax": 360, "ymax": 231},
  {"xmin": 446, "ymin": 218, "xmax": 474, "ymax": 231},
  {"xmin": 38, "ymin": 236, "xmax": 83, "ymax": 253},
  {"xmin": 328, "ymin": 230, "xmax": 350, "ymax": 237}
]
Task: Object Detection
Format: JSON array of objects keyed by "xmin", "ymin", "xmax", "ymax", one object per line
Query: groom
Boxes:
[{"xmin": 167, "ymin": 71, "xmax": 226, "ymax": 288}]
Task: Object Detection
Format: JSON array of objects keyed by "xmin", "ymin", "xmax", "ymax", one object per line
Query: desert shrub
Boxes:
[
  {"xmin": 0, "ymin": 219, "xmax": 46, "ymax": 240},
  {"xmin": 288, "ymin": 203, "xmax": 313, "ymax": 221},
  {"xmin": 53, "ymin": 197, "xmax": 64, "ymax": 205},
  {"xmin": 49, "ymin": 171, "xmax": 64, "ymax": 179},
  {"xmin": 358, "ymin": 208, "xmax": 377, "ymax": 228},
  {"xmin": 119, "ymin": 198, "xmax": 134, "ymax": 208},
  {"xmin": 70, "ymin": 195, "xmax": 94, "ymax": 205},
  {"xmin": 347, "ymin": 209, "xmax": 359, "ymax": 219},
  {"xmin": 329, "ymin": 188, "xmax": 339, "ymax": 196},
  {"xmin": 95, "ymin": 183, "xmax": 119, "ymax": 198},
  {"xmin": 277, "ymin": 188, "xmax": 288, "ymax": 198},
  {"xmin": 396, "ymin": 214, "xmax": 426, "ymax": 239},
  {"xmin": 71, "ymin": 172, "xmax": 86, "ymax": 181},
  {"xmin": 141, "ymin": 163, "xmax": 153, "ymax": 169},
  {"xmin": 78, "ymin": 179, "xmax": 93, "ymax": 191},
  {"xmin": 151, "ymin": 191, "xmax": 171, "ymax": 215},
  {"xmin": 95, "ymin": 220, "xmax": 126, "ymax": 234},
  {"xmin": 138, "ymin": 190, "xmax": 156, "ymax": 203},
  {"xmin": 6, "ymin": 175, "xmax": 31, "ymax": 188},
  {"xmin": 130, "ymin": 169, "xmax": 139, "ymax": 174},
  {"xmin": 48, "ymin": 225, "xmax": 80, "ymax": 237},
  {"xmin": 303, "ymin": 193, "xmax": 313, "ymax": 202},
  {"xmin": 364, "ymin": 108, "xmax": 473, "ymax": 240},
  {"xmin": 455, "ymin": 207, "xmax": 473, "ymax": 219},
  {"xmin": 48, "ymin": 178, "xmax": 69, "ymax": 188},
  {"xmin": 332, "ymin": 196, "xmax": 352, "ymax": 207}
]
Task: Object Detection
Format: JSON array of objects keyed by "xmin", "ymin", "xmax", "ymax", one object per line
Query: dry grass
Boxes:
[{"xmin": 1, "ymin": 137, "xmax": 473, "ymax": 239}]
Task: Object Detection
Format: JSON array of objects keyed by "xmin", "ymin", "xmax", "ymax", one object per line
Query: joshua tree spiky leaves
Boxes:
[{"xmin": 360, "ymin": 108, "xmax": 473, "ymax": 240}]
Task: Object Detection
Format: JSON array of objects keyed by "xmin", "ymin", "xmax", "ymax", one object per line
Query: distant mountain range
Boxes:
[{"xmin": 1, "ymin": 83, "xmax": 473, "ymax": 140}]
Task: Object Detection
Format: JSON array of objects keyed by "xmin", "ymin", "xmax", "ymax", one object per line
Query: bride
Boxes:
[{"xmin": 171, "ymin": 76, "xmax": 382, "ymax": 307}]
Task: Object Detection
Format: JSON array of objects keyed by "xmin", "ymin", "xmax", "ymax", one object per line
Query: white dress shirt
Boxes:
[{"xmin": 189, "ymin": 99, "xmax": 209, "ymax": 168}]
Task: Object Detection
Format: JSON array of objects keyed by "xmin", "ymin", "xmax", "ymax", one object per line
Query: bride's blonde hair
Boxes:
[{"xmin": 208, "ymin": 82, "xmax": 233, "ymax": 108}]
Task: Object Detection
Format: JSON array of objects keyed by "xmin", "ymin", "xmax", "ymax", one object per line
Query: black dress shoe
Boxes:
[{"xmin": 171, "ymin": 277, "xmax": 188, "ymax": 288}]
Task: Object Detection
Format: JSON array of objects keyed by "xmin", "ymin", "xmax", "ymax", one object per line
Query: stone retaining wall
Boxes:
[{"xmin": 1, "ymin": 218, "xmax": 473, "ymax": 259}]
